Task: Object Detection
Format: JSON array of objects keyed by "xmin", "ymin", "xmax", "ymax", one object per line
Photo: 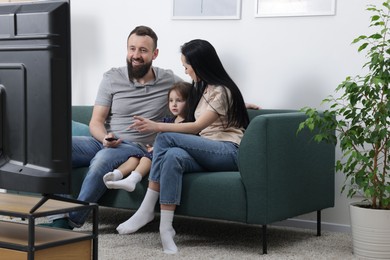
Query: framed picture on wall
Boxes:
[
  {"xmin": 172, "ymin": 0, "xmax": 241, "ymax": 20},
  {"xmin": 255, "ymin": 0, "xmax": 336, "ymax": 18}
]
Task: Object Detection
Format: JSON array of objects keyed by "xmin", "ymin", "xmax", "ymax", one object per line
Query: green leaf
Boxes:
[
  {"xmin": 371, "ymin": 15, "xmax": 380, "ymax": 21},
  {"xmin": 369, "ymin": 33, "xmax": 382, "ymax": 40},
  {"xmin": 358, "ymin": 43, "xmax": 369, "ymax": 52},
  {"xmin": 352, "ymin": 35, "xmax": 367, "ymax": 43}
]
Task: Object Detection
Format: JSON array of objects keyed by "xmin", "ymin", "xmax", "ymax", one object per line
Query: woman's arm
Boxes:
[{"xmin": 131, "ymin": 110, "xmax": 219, "ymax": 134}]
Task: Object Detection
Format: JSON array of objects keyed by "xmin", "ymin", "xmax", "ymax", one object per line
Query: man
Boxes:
[{"xmin": 46, "ymin": 25, "xmax": 182, "ymax": 229}]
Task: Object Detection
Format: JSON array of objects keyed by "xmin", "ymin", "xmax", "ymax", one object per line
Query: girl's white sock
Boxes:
[
  {"xmin": 105, "ymin": 171, "xmax": 142, "ymax": 192},
  {"xmin": 103, "ymin": 169, "xmax": 123, "ymax": 187},
  {"xmin": 160, "ymin": 210, "xmax": 177, "ymax": 254},
  {"xmin": 116, "ymin": 188, "xmax": 158, "ymax": 234}
]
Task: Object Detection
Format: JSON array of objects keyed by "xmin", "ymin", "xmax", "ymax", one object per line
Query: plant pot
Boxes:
[{"xmin": 350, "ymin": 202, "xmax": 390, "ymax": 259}]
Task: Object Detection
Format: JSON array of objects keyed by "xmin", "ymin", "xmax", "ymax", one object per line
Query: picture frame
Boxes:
[
  {"xmin": 255, "ymin": 0, "xmax": 336, "ymax": 18},
  {"xmin": 172, "ymin": 0, "xmax": 241, "ymax": 20}
]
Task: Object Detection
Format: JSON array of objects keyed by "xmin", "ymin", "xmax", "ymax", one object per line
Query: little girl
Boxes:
[{"xmin": 102, "ymin": 81, "xmax": 192, "ymax": 192}]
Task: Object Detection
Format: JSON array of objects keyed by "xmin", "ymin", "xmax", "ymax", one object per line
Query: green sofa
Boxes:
[{"xmin": 71, "ymin": 106, "xmax": 335, "ymax": 254}]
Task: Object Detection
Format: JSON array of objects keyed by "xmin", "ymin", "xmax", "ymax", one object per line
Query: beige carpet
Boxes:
[{"xmin": 76, "ymin": 207, "xmax": 356, "ymax": 260}]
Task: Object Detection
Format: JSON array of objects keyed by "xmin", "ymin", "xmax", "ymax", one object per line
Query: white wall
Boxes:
[{"xmin": 70, "ymin": 0, "xmax": 384, "ymax": 230}]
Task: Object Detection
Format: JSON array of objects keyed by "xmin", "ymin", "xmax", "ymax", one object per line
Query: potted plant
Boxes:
[{"xmin": 297, "ymin": 1, "xmax": 390, "ymax": 258}]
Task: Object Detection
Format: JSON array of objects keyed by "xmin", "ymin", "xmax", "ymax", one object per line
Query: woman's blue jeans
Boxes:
[
  {"xmin": 149, "ymin": 132, "xmax": 239, "ymax": 205},
  {"xmin": 69, "ymin": 136, "xmax": 145, "ymax": 227}
]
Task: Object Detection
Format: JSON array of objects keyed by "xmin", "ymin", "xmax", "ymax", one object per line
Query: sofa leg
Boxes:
[
  {"xmin": 262, "ymin": 225, "xmax": 267, "ymax": 254},
  {"xmin": 317, "ymin": 210, "xmax": 321, "ymax": 236}
]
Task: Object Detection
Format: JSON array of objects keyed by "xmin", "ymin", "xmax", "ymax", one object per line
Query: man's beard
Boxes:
[{"xmin": 127, "ymin": 58, "xmax": 152, "ymax": 81}]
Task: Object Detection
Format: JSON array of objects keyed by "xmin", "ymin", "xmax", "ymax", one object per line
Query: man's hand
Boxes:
[{"xmin": 103, "ymin": 133, "xmax": 122, "ymax": 147}]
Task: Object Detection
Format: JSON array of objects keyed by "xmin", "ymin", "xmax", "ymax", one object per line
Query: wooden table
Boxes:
[{"xmin": 0, "ymin": 193, "xmax": 98, "ymax": 260}]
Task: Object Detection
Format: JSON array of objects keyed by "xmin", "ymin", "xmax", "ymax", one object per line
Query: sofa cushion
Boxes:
[{"xmin": 72, "ymin": 120, "xmax": 90, "ymax": 136}]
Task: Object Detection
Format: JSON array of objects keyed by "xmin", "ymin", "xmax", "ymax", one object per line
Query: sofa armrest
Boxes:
[{"xmin": 238, "ymin": 111, "xmax": 335, "ymax": 224}]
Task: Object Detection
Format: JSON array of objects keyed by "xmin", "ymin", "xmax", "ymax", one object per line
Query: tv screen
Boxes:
[{"xmin": 0, "ymin": 0, "xmax": 71, "ymax": 194}]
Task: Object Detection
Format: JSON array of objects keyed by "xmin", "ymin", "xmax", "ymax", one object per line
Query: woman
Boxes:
[{"xmin": 116, "ymin": 39, "xmax": 249, "ymax": 254}]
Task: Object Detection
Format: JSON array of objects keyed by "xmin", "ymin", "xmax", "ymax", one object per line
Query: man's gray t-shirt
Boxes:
[{"xmin": 95, "ymin": 66, "xmax": 182, "ymax": 147}]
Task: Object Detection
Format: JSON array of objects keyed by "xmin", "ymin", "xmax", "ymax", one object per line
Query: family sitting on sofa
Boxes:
[
  {"xmin": 46, "ymin": 25, "xmax": 258, "ymax": 254},
  {"xmin": 48, "ymin": 25, "xmax": 335, "ymax": 255}
]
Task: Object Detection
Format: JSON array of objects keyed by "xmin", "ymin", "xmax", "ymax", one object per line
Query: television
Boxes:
[{"xmin": 0, "ymin": 0, "xmax": 72, "ymax": 195}]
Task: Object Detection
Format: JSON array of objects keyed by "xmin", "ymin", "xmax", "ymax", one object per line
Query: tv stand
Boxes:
[
  {"xmin": 30, "ymin": 193, "xmax": 90, "ymax": 214},
  {"xmin": 0, "ymin": 193, "xmax": 98, "ymax": 259}
]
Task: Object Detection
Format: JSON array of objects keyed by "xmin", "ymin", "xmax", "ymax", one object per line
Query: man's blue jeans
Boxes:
[
  {"xmin": 149, "ymin": 132, "xmax": 239, "ymax": 205},
  {"xmin": 69, "ymin": 136, "xmax": 146, "ymax": 227}
]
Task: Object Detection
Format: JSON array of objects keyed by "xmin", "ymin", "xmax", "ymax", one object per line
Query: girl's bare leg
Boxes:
[
  {"xmin": 134, "ymin": 157, "xmax": 152, "ymax": 177},
  {"xmin": 117, "ymin": 157, "xmax": 142, "ymax": 178},
  {"xmin": 103, "ymin": 157, "xmax": 140, "ymax": 186},
  {"xmin": 105, "ymin": 157, "xmax": 151, "ymax": 192}
]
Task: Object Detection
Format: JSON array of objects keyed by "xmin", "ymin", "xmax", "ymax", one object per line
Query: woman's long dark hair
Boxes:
[{"xmin": 181, "ymin": 39, "xmax": 249, "ymax": 128}]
